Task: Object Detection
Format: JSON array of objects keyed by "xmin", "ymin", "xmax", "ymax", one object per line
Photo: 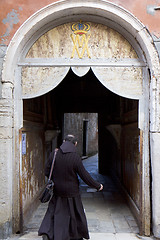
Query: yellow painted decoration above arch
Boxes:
[{"xmin": 26, "ymin": 22, "xmax": 138, "ymax": 59}]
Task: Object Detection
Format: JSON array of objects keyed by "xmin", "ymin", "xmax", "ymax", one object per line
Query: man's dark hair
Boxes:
[{"xmin": 64, "ymin": 134, "xmax": 77, "ymax": 145}]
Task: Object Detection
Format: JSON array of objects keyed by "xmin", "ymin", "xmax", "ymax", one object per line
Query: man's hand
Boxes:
[{"xmin": 99, "ymin": 184, "xmax": 103, "ymax": 191}]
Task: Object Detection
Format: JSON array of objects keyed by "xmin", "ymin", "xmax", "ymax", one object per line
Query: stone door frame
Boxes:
[{"xmin": 1, "ymin": 0, "xmax": 160, "ymax": 237}]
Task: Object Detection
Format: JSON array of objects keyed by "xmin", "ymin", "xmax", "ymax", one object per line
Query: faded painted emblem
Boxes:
[{"xmin": 71, "ymin": 21, "xmax": 91, "ymax": 59}]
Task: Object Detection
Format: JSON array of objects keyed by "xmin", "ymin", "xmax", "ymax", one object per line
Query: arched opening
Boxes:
[{"xmin": 18, "ymin": 20, "xmax": 150, "ymax": 235}]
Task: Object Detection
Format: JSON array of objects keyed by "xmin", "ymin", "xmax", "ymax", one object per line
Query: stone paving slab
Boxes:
[
  {"xmin": 90, "ymin": 233, "xmax": 116, "ymax": 240},
  {"xmin": 89, "ymin": 233, "xmax": 155, "ymax": 240},
  {"xmin": 8, "ymin": 232, "xmax": 41, "ymax": 239},
  {"xmin": 18, "ymin": 232, "xmax": 41, "ymax": 239}
]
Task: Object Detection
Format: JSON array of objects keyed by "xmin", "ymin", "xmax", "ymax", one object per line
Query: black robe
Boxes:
[{"xmin": 38, "ymin": 141, "xmax": 101, "ymax": 240}]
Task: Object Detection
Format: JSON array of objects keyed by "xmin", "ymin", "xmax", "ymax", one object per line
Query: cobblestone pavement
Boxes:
[{"xmin": 9, "ymin": 154, "xmax": 155, "ymax": 240}]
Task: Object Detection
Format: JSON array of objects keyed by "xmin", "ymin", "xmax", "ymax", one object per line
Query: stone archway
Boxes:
[{"xmin": 1, "ymin": 0, "xmax": 160, "ymax": 237}]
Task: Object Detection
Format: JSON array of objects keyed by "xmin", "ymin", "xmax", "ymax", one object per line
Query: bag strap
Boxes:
[{"xmin": 48, "ymin": 149, "xmax": 58, "ymax": 181}]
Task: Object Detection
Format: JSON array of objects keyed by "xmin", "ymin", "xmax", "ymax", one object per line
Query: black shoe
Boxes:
[
  {"xmin": 71, "ymin": 239, "xmax": 83, "ymax": 240},
  {"xmin": 43, "ymin": 235, "xmax": 49, "ymax": 240}
]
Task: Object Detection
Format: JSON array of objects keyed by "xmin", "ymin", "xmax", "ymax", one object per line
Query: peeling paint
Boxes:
[
  {"xmin": 147, "ymin": 5, "xmax": 156, "ymax": 16},
  {"xmin": 1, "ymin": 7, "xmax": 22, "ymax": 44}
]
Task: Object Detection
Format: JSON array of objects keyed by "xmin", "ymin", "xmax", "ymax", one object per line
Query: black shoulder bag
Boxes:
[{"xmin": 39, "ymin": 149, "xmax": 58, "ymax": 203}]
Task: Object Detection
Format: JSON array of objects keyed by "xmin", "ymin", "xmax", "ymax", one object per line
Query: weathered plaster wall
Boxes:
[
  {"xmin": 0, "ymin": 0, "xmax": 56, "ymax": 45},
  {"xmin": 26, "ymin": 23, "xmax": 138, "ymax": 59},
  {"xmin": 21, "ymin": 124, "xmax": 45, "ymax": 217},
  {"xmin": 0, "ymin": 0, "xmax": 160, "ymax": 46},
  {"xmin": 21, "ymin": 95, "xmax": 62, "ymax": 226}
]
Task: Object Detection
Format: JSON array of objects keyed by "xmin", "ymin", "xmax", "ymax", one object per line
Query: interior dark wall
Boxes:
[{"xmin": 98, "ymin": 121, "xmax": 120, "ymax": 175}]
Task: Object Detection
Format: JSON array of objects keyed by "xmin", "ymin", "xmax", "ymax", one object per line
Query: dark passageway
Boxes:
[{"xmin": 22, "ymin": 68, "xmax": 141, "ymax": 234}]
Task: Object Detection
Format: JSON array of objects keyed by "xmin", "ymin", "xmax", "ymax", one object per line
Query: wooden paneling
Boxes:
[{"xmin": 121, "ymin": 122, "xmax": 140, "ymax": 209}]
